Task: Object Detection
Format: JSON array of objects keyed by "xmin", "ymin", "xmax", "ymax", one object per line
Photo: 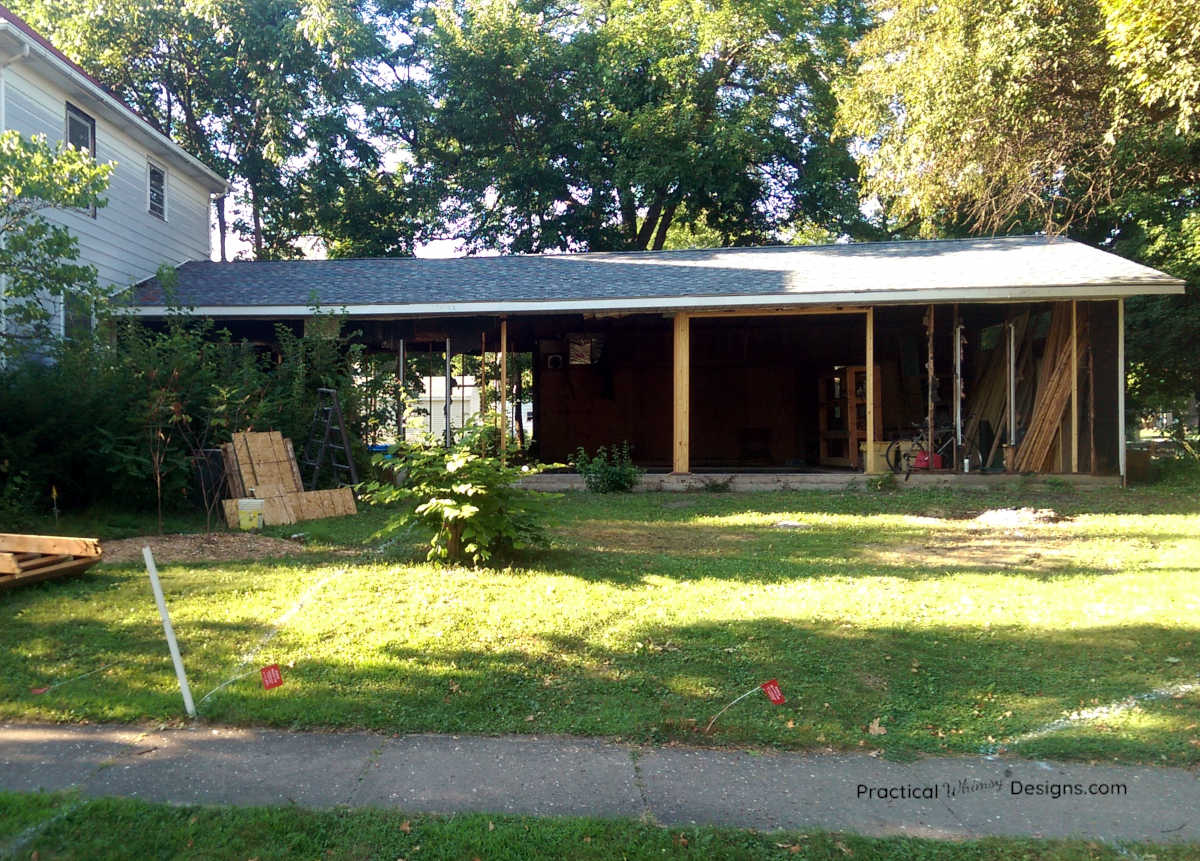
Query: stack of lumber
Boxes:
[
  {"xmin": 1014, "ymin": 303, "xmax": 1087, "ymax": 472},
  {"xmin": 220, "ymin": 431, "xmax": 356, "ymax": 527},
  {"xmin": 0, "ymin": 533, "xmax": 102, "ymax": 590}
]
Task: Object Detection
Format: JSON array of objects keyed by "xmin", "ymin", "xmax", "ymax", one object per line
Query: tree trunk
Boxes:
[
  {"xmin": 635, "ymin": 193, "xmax": 665, "ymax": 249},
  {"xmin": 250, "ymin": 184, "xmax": 264, "ymax": 259},
  {"xmin": 651, "ymin": 200, "xmax": 679, "ymax": 250},
  {"xmin": 215, "ymin": 195, "xmax": 228, "ymax": 262}
]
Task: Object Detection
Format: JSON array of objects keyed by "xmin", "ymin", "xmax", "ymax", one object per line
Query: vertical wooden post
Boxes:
[
  {"xmin": 1117, "ymin": 299, "xmax": 1126, "ymax": 485},
  {"xmin": 1007, "ymin": 319, "xmax": 1017, "ymax": 446},
  {"xmin": 865, "ymin": 307, "xmax": 878, "ymax": 474},
  {"xmin": 444, "ymin": 338, "xmax": 453, "ymax": 447},
  {"xmin": 395, "ymin": 337, "xmax": 405, "ymax": 443},
  {"xmin": 1070, "ymin": 301, "xmax": 1079, "ymax": 473},
  {"xmin": 479, "ymin": 332, "xmax": 488, "ymax": 414},
  {"xmin": 500, "ymin": 317, "xmax": 508, "ymax": 465},
  {"xmin": 953, "ymin": 303, "xmax": 962, "ymax": 471},
  {"xmin": 673, "ymin": 313, "xmax": 690, "ymax": 474},
  {"xmin": 926, "ymin": 304, "xmax": 935, "ymax": 464}
]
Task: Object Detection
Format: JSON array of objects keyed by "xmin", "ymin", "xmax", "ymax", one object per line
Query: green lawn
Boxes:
[
  {"xmin": 2, "ymin": 483, "xmax": 1198, "ymax": 764},
  {"xmin": 1, "ymin": 791, "xmax": 1192, "ymax": 861}
]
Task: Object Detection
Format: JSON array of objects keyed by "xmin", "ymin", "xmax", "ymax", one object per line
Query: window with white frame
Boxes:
[
  {"xmin": 147, "ymin": 160, "xmax": 167, "ymax": 220},
  {"xmin": 65, "ymin": 103, "xmax": 97, "ymax": 217}
]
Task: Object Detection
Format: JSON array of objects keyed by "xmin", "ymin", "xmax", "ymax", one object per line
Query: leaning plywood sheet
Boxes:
[{"xmin": 0, "ymin": 533, "xmax": 102, "ymax": 590}]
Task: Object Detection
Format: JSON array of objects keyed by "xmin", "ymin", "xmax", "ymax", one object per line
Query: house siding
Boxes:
[{"xmin": 3, "ymin": 60, "xmax": 213, "ymax": 332}]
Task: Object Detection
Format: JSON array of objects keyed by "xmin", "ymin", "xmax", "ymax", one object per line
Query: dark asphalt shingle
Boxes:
[{"xmin": 134, "ymin": 236, "xmax": 1182, "ymax": 312}]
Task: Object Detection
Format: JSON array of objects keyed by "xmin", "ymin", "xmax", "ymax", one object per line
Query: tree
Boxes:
[
  {"xmin": 0, "ymin": 131, "xmax": 111, "ymax": 348},
  {"xmin": 376, "ymin": 0, "xmax": 874, "ymax": 253},
  {"xmin": 838, "ymin": 0, "xmax": 1200, "ymax": 421},
  {"xmin": 12, "ymin": 0, "xmax": 399, "ymax": 260}
]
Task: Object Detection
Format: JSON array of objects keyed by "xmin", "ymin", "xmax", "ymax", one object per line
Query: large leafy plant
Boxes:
[{"xmin": 362, "ymin": 419, "xmax": 556, "ymax": 565}]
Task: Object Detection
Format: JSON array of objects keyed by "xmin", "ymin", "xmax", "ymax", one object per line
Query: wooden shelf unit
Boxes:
[{"xmin": 818, "ymin": 365, "xmax": 881, "ymax": 469}]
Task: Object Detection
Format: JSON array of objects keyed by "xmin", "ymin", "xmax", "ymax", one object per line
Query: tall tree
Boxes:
[
  {"xmin": 838, "ymin": 0, "xmax": 1200, "ymax": 419},
  {"xmin": 12, "ymin": 0, "xmax": 400, "ymax": 259},
  {"xmin": 376, "ymin": 0, "xmax": 874, "ymax": 253}
]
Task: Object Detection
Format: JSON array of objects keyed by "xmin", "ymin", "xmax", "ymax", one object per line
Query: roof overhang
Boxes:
[
  {"xmin": 0, "ymin": 20, "xmax": 228, "ymax": 195},
  {"xmin": 128, "ymin": 280, "xmax": 1185, "ymax": 320}
]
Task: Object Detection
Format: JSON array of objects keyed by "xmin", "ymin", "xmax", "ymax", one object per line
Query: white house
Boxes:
[{"xmin": 0, "ymin": 5, "xmax": 227, "ymax": 338}]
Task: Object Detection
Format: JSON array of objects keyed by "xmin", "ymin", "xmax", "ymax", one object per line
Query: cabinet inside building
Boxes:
[{"xmin": 818, "ymin": 365, "xmax": 881, "ymax": 469}]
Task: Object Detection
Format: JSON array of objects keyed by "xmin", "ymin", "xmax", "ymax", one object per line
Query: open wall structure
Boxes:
[{"xmin": 131, "ymin": 236, "xmax": 1184, "ymax": 482}]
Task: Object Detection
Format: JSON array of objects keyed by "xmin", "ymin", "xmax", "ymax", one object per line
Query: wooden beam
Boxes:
[
  {"xmin": 444, "ymin": 338, "xmax": 453, "ymax": 447},
  {"xmin": 396, "ymin": 337, "xmax": 405, "ymax": 442},
  {"xmin": 1007, "ymin": 318, "xmax": 1017, "ymax": 447},
  {"xmin": 673, "ymin": 313, "xmax": 690, "ymax": 474},
  {"xmin": 0, "ymin": 534, "xmax": 100, "ymax": 558},
  {"xmin": 1070, "ymin": 301, "xmax": 1078, "ymax": 472},
  {"xmin": 953, "ymin": 303, "xmax": 962, "ymax": 471},
  {"xmin": 500, "ymin": 318, "xmax": 508, "ymax": 465},
  {"xmin": 865, "ymin": 307, "xmax": 879, "ymax": 474},
  {"xmin": 926, "ymin": 304, "xmax": 935, "ymax": 464},
  {"xmin": 685, "ymin": 305, "xmax": 864, "ymax": 319},
  {"xmin": 1117, "ymin": 298, "xmax": 1126, "ymax": 485}
]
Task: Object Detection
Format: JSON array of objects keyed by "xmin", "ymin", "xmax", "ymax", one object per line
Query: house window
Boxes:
[
  {"xmin": 65, "ymin": 103, "xmax": 97, "ymax": 217},
  {"xmin": 148, "ymin": 161, "xmax": 167, "ymax": 220},
  {"xmin": 63, "ymin": 293, "xmax": 92, "ymax": 340},
  {"xmin": 65, "ymin": 103, "xmax": 95, "ymax": 155}
]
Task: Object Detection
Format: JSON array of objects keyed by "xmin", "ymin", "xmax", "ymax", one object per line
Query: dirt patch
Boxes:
[
  {"xmin": 864, "ymin": 534, "xmax": 1086, "ymax": 571},
  {"xmin": 100, "ymin": 532, "xmax": 310, "ymax": 565},
  {"xmin": 568, "ymin": 525, "xmax": 751, "ymax": 555}
]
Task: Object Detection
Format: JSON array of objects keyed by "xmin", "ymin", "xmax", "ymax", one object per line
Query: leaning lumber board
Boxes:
[
  {"xmin": 222, "ymin": 498, "xmax": 240, "ymax": 529},
  {"xmin": 221, "ymin": 443, "xmax": 246, "ymax": 499},
  {"xmin": 285, "ymin": 439, "xmax": 305, "ymax": 491},
  {"xmin": 0, "ymin": 534, "xmax": 100, "ymax": 558}
]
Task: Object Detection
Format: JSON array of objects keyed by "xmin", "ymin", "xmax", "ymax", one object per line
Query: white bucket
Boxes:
[{"xmin": 237, "ymin": 498, "xmax": 265, "ymax": 530}]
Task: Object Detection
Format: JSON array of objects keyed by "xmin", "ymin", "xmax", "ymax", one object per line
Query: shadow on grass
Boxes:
[{"xmin": 2, "ymin": 598, "xmax": 1195, "ymax": 765}]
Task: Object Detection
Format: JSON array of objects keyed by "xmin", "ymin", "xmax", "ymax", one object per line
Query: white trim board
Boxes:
[{"xmin": 130, "ymin": 281, "xmax": 1183, "ymax": 319}]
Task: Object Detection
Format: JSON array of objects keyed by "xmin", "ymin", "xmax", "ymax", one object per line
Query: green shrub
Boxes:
[
  {"xmin": 360, "ymin": 418, "xmax": 555, "ymax": 565},
  {"xmin": 571, "ymin": 442, "xmax": 641, "ymax": 493},
  {"xmin": 0, "ymin": 306, "xmax": 370, "ymax": 516}
]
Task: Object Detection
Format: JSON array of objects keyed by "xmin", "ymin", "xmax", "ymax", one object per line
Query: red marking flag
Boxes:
[
  {"xmin": 261, "ymin": 664, "xmax": 284, "ymax": 690},
  {"xmin": 761, "ymin": 679, "xmax": 785, "ymax": 704},
  {"xmin": 30, "ymin": 686, "xmax": 49, "ymax": 696}
]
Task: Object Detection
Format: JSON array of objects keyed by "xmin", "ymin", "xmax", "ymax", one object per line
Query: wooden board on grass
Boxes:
[{"xmin": 0, "ymin": 533, "xmax": 102, "ymax": 590}]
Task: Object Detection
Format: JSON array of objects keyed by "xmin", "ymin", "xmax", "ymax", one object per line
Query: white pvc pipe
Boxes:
[{"xmin": 143, "ymin": 547, "xmax": 196, "ymax": 717}]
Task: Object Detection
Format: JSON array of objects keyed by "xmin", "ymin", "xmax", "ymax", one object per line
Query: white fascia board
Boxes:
[
  {"xmin": 129, "ymin": 280, "xmax": 1185, "ymax": 319},
  {"xmin": 0, "ymin": 22, "xmax": 228, "ymax": 194}
]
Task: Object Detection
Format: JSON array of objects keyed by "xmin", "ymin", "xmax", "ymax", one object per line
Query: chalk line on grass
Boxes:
[
  {"xmin": 984, "ymin": 677, "xmax": 1200, "ymax": 755},
  {"xmin": 29, "ymin": 660, "xmax": 126, "ymax": 696},
  {"xmin": 197, "ymin": 568, "xmax": 345, "ymax": 707}
]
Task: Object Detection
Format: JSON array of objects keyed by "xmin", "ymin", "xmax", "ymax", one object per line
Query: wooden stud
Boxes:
[
  {"xmin": 500, "ymin": 318, "xmax": 508, "ymax": 464},
  {"xmin": 865, "ymin": 307, "xmax": 879, "ymax": 474},
  {"xmin": 953, "ymin": 303, "xmax": 961, "ymax": 471},
  {"xmin": 1118, "ymin": 298, "xmax": 1126, "ymax": 485},
  {"xmin": 1007, "ymin": 317, "xmax": 1017, "ymax": 449},
  {"xmin": 926, "ymin": 304, "xmax": 935, "ymax": 465},
  {"xmin": 396, "ymin": 337, "xmax": 406, "ymax": 442},
  {"xmin": 673, "ymin": 313, "xmax": 690, "ymax": 474},
  {"xmin": 444, "ymin": 338, "xmax": 453, "ymax": 447},
  {"xmin": 1075, "ymin": 302, "xmax": 1084, "ymax": 474}
]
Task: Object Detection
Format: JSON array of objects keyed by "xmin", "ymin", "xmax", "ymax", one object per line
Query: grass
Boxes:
[
  {"xmin": 0, "ymin": 791, "xmax": 1193, "ymax": 860},
  {"xmin": 2, "ymin": 483, "xmax": 1198, "ymax": 764}
]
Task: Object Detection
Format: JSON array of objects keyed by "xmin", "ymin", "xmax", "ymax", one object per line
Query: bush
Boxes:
[
  {"xmin": 571, "ymin": 442, "xmax": 641, "ymax": 493},
  {"xmin": 0, "ymin": 306, "xmax": 370, "ymax": 517},
  {"xmin": 360, "ymin": 418, "xmax": 555, "ymax": 565}
]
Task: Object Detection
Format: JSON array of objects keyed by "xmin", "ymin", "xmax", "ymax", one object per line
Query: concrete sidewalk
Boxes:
[{"xmin": 1, "ymin": 722, "xmax": 1197, "ymax": 843}]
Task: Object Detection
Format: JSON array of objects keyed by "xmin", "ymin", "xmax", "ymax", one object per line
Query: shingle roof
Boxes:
[{"xmin": 133, "ymin": 236, "xmax": 1184, "ymax": 317}]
